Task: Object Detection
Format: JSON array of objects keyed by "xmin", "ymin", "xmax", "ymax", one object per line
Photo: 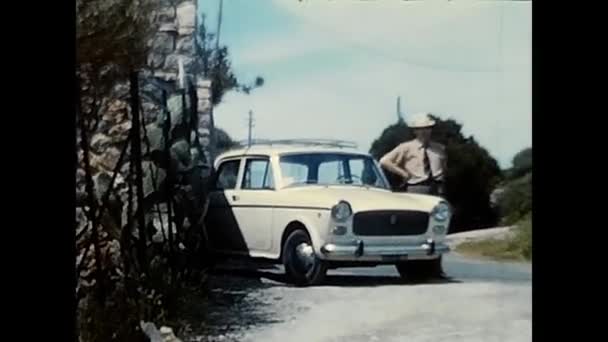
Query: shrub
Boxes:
[{"xmin": 498, "ymin": 172, "xmax": 532, "ymax": 225}]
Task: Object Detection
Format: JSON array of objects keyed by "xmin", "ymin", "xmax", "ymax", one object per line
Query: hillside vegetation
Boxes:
[{"xmin": 456, "ymin": 147, "xmax": 532, "ymax": 261}]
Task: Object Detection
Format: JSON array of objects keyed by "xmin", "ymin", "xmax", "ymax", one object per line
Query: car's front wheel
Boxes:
[
  {"xmin": 282, "ymin": 229, "xmax": 327, "ymax": 286},
  {"xmin": 396, "ymin": 256, "xmax": 445, "ymax": 281}
]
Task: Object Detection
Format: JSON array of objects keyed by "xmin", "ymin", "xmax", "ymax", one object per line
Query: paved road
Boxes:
[{"xmin": 187, "ymin": 253, "xmax": 531, "ymax": 342}]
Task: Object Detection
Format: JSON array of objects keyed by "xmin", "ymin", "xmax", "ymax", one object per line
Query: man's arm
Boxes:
[{"xmin": 379, "ymin": 145, "xmax": 410, "ymax": 180}]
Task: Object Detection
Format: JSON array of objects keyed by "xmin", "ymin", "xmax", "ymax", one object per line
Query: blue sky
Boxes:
[{"xmin": 198, "ymin": 0, "xmax": 531, "ymax": 168}]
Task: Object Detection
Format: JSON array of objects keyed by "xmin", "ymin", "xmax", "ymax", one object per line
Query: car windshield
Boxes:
[{"xmin": 279, "ymin": 153, "xmax": 389, "ymax": 189}]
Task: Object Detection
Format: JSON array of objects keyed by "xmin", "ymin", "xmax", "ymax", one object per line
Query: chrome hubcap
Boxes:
[{"xmin": 295, "ymin": 242, "xmax": 316, "ymax": 271}]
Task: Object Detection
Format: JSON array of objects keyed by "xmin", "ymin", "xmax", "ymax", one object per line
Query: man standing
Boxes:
[
  {"xmin": 380, "ymin": 113, "xmax": 447, "ymax": 196},
  {"xmin": 380, "ymin": 113, "xmax": 448, "ymax": 279}
]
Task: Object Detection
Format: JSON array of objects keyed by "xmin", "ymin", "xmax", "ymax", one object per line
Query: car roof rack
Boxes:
[{"xmin": 235, "ymin": 139, "xmax": 358, "ymax": 149}]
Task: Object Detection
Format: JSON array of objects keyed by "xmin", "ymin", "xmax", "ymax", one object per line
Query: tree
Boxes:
[
  {"xmin": 195, "ymin": 16, "xmax": 264, "ymax": 106},
  {"xmin": 510, "ymin": 147, "xmax": 532, "ymax": 179},
  {"xmin": 215, "ymin": 126, "xmax": 238, "ymax": 153},
  {"xmin": 369, "ymin": 115, "xmax": 503, "ymax": 232},
  {"xmin": 77, "ymin": 0, "xmax": 156, "ymax": 125},
  {"xmin": 77, "ymin": 2, "xmax": 159, "ymax": 341},
  {"xmin": 495, "ymin": 146, "xmax": 532, "ymax": 224},
  {"xmin": 497, "ymin": 172, "xmax": 532, "ymax": 225}
]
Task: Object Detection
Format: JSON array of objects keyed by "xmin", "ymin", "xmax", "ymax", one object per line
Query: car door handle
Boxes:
[{"xmin": 232, "ymin": 195, "xmax": 240, "ymax": 201}]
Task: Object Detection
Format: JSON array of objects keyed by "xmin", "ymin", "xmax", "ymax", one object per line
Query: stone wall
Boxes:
[
  {"xmin": 76, "ymin": 0, "xmax": 213, "ymax": 302},
  {"xmin": 76, "ymin": 1, "xmax": 214, "ymax": 339}
]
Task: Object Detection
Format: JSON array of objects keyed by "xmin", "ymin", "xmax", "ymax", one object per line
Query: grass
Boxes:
[{"xmin": 455, "ymin": 214, "xmax": 532, "ymax": 262}]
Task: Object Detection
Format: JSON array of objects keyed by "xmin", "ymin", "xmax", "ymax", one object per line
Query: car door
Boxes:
[
  {"xmin": 231, "ymin": 157, "xmax": 276, "ymax": 254},
  {"xmin": 205, "ymin": 158, "xmax": 249, "ymax": 254}
]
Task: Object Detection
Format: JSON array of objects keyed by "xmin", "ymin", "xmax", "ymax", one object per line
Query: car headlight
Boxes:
[
  {"xmin": 431, "ymin": 201, "xmax": 450, "ymax": 222},
  {"xmin": 331, "ymin": 201, "xmax": 353, "ymax": 222}
]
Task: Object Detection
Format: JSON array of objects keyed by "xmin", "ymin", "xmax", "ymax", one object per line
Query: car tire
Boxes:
[
  {"xmin": 282, "ymin": 229, "xmax": 327, "ymax": 286},
  {"xmin": 396, "ymin": 256, "xmax": 445, "ymax": 281}
]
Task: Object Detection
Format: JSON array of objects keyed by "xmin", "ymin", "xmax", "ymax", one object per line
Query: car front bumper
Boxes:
[{"xmin": 319, "ymin": 238, "xmax": 450, "ymax": 262}]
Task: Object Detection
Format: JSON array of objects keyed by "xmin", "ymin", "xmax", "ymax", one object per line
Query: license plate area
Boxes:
[{"xmin": 381, "ymin": 255, "xmax": 408, "ymax": 262}]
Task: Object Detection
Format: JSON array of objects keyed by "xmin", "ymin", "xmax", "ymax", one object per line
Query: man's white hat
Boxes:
[{"xmin": 408, "ymin": 112, "xmax": 436, "ymax": 128}]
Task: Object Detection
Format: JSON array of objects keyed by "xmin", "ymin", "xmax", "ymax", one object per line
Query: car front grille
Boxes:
[{"xmin": 353, "ymin": 210, "xmax": 429, "ymax": 236}]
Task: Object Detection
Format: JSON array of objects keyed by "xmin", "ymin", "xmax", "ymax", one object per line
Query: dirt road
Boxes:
[{"xmin": 185, "ymin": 252, "xmax": 531, "ymax": 342}]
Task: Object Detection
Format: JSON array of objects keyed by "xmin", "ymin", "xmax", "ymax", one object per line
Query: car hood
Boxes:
[{"xmin": 278, "ymin": 186, "xmax": 443, "ymax": 213}]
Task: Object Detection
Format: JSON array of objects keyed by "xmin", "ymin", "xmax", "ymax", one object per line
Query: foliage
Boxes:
[
  {"xmin": 497, "ymin": 171, "xmax": 532, "ymax": 225},
  {"xmin": 77, "ymin": 0, "xmax": 155, "ymax": 76},
  {"xmin": 455, "ymin": 213, "xmax": 531, "ymax": 261},
  {"xmin": 510, "ymin": 147, "xmax": 532, "ymax": 179},
  {"xmin": 369, "ymin": 116, "xmax": 503, "ymax": 231},
  {"xmin": 497, "ymin": 147, "xmax": 533, "ymax": 225},
  {"xmin": 195, "ymin": 16, "xmax": 264, "ymax": 106},
  {"xmin": 511, "ymin": 213, "xmax": 532, "ymax": 260},
  {"xmin": 215, "ymin": 126, "xmax": 238, "ymax": 153}
]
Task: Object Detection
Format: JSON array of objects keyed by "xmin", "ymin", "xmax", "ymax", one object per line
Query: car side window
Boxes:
[
  {"xmin": 214, "ymin": 159, "xmax": 241, "ymax": 190},
  {"xmin": 242, "ymin": 159, "xmax": 274, "ymax": 190}
]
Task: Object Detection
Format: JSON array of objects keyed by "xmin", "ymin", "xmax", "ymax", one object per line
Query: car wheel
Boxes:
[
  {"xmin": 282, "ymin": 229, "xmax": 327, "ymax": 286},
  {"xmin": 396, "ymin": 256, "xmax": 445, "ymax": 281}
]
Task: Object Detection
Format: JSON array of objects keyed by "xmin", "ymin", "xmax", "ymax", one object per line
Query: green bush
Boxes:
[
  {"xmin": 510, "ymin": 147, "xmax": 532, "ymax": 179},
  {"xmin": 455, "ymin": 214, "xmax": 532, "ymax": 261},
  {"xmin": 509, "ymin": 213, "xmax": 532, "ymax": 260},
  {"xmin": 498, "ymin": 172, "xmax": 532, "ymax": 225}
]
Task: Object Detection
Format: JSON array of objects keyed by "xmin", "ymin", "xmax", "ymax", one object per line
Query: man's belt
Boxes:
[{"xmin": 409, "ymin": 178, "xmax": 443, "ymax": 186}]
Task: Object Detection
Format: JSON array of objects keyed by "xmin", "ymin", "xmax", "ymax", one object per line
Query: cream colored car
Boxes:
[{"xmin": 204, "ymin": 140, "xmax": 451, "ymax": 286}]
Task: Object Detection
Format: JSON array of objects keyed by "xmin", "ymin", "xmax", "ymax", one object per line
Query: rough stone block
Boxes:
[
  {"xmin": 156, "ymin": 6, "xmax": 176, "ymax": 23},
  {"xmin": 142, "ymin": 161, "xmax": 167, "ymax": 199},
  {"xmin": 166, "ymin": 94, "xmax": 185, "ymax": 130},
  {"xmin": 197, "ymin": 128, "xmax": 211, "ymax": 147},
  {"xmin": 159, "ymin": 23, "xmax": 178, "ymax": 34},
  {"xmin": 196, "ymin": 86, "xmax": 211, "ymax": 100},
  {"xmin": 170, "ymin": 139, "xmax": 193, "ymax": 173},
  {"xmin": 153, "ymin": 71, "xmax": 178, "ymax": 82},
  {"xmin": 151, "ymin": 32, "xmax": 175, "ymax": 57},
  {"xmin": 147, "ymin": 53, "xmax": 166, "ymax": 69},
  {"xmin": 196, "ymin": 79, "xmax": 212, "ymax": 89},
  {"xmin": 91, "ymin": 133, "xmax": 111, "ymax": 154},
  {"xmin": 197, "ymin": 98, "xmax": 211, "ymax": 113},
  {"xmin": 145, "ymin": 123, "xmax": 165, "ymax": 153},
  {"xmin": 90, "ymin": 147, "xmax": 121, "ymax": 172},
  {"xmin": 178, "ymin": 26, "xmax": 195, "ymax": 36},
  {"xmin": 198, "ymin": 114, "xmax": 211, "ymax": 129},
  {"xmin": 176, "ymin": 35, "xmax": 195, "ymax": 55},
  {"xmin": 164, "ymin": 54, "xmax": 195, "ymax": 73},
  {"xmin": 176, "ymin": 1, "xmax": 196, "ymax": 33}
]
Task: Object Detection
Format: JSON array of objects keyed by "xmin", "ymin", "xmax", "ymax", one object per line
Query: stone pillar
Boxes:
[
  {"xmin": 141, "ymin": 0, "xmax": 213, "ymax": 244},
  {"xmin": 145, "ymin": 0, "xmax": 214, "ymax": 169},
  {"xmin": 196, "ymin": 79, "xmax": 213, "ymax": 171}
]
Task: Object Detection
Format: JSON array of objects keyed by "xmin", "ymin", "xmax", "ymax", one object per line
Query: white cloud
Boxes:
[
  {"xmin": 273, "ymin": 0, "xmax": 527, "ymax": 72},
  {"xmin": 232, "ymin": 32, "xmax": 336, "ymax": 67}
]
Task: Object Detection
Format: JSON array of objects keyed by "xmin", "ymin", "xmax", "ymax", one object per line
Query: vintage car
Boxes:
[{"xmin": 204, "ymin": 139, "xmax": 451, "ymax": 286}]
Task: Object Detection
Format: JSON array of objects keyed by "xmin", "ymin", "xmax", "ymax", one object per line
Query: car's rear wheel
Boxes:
[
  {"xmin": 396, "ymin": 256, "xmax": 445, "ymax": 281},
  {"xmin": 282, "ymin": 229, "xmax": 327, "ymax": 286}
]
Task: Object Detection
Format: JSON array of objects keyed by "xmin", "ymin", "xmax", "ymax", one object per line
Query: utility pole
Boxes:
[
  {"xmin": 215, "ymin": 0, "xmax": 223, "ymax": 51},
  {"xmin": 247, "ymin": 110, "xmax": 254, "ymax": 147},
  {"xmin": 396, "ymin": 96, "xmax": 404, "ymax": 123}
]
